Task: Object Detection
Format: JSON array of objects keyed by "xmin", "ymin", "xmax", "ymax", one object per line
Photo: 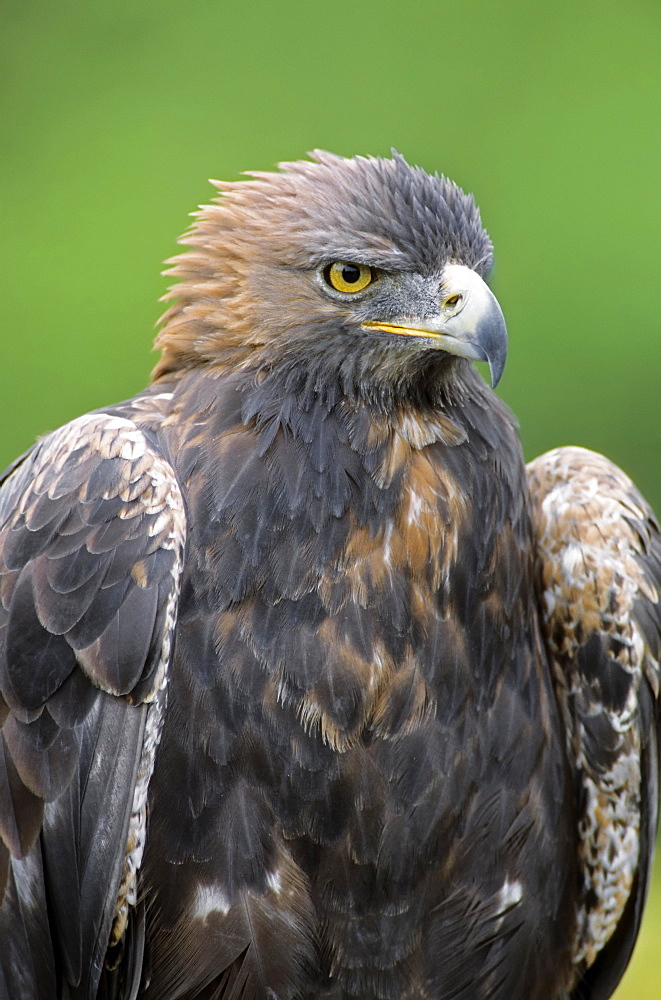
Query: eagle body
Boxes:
[
  {"xmin": 138, "ymin": 366, "xmax": 574, "ymax": 998},
  {"xmin": 1, "ymin": 152, "xmax": 659, "ymax": 1000}
]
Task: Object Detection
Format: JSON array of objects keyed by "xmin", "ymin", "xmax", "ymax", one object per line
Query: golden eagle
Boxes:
[{"xmin": 0, "ymin": 152, "xmax": 659, "ymax": 1000}]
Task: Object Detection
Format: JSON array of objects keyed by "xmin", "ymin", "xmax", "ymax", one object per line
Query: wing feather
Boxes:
[
  {"xmin": 0, "ymin": 411, "xmax": 186, "ymax": 998},
  {"xmin": 527, "ymin": 446, "xmax": 661, "ymax": 999}
]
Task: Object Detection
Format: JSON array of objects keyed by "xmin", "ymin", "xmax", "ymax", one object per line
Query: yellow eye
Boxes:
[{"xmin": 325, "ymin": 261, "xmax": 374, "ymax": 294}]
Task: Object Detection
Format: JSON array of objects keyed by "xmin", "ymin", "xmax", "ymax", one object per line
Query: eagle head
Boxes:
[{"xmin": 153, "ymin": 151, "xmax": 507, "ymax": 399}]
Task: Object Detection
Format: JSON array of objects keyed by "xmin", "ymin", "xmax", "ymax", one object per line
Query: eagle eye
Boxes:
[{"xmin": 324, "ymin": 261, "xmax": 375, "ymax": 294}]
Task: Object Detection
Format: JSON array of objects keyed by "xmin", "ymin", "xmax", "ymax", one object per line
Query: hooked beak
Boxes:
[{"xmin": 362, "ymin": 263, "xmax": 508, "ymax": 387}]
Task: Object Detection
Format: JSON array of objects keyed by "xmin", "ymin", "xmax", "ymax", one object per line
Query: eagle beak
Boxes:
[{"xmin": 362, "ymin": 264, "xmax": 508, "ymax": 388}]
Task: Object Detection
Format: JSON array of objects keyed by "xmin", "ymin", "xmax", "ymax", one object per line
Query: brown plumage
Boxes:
[{"xmin": 0, "ymin": 151, "xmax": 659, "ymax": 1000}]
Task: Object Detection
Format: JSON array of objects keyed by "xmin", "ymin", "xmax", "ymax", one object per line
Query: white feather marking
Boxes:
[
  {"xmin": 10, "ymin": 852, "xmax": 43, "ymax": 914},
  {"xmin": 560, "ymin": 544, "xmax": 585, "ymax": 581},
  {"xmin": 193, "ymin": 883, "xmax": 231, "ymax": 919},
  {"xmin": 493, "ymin": 878, "xmax": 523, "ymax": 918},
  {"xmin": 383, "ymin": 520, "xmax": 394, "ymax": 568},
  {"xmin": 407, "ymin": 490, "xmax": 424, "ymax": 526},
  {"xmin": 267, "ymin": 870, "xmax": 283, "ymax": 895}
]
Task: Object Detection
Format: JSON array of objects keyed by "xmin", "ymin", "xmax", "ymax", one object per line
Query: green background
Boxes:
[{"xmin": 1, "ymin": 2, "xmax": 659, "ymax": 996}]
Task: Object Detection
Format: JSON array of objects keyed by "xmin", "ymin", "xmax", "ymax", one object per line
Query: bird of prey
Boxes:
[{"xmin": 0, "ymin": 151, "xmax": 659, "ymax": 1000}]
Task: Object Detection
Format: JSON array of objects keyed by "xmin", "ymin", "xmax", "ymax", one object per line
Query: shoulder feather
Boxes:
[
  {"xmin": 0, "ymin": 412, "xmax": 186, "ymax": 997},
  {"xmin": 527, "ymin": 446, "xmax": 661, "ymax": 999}
]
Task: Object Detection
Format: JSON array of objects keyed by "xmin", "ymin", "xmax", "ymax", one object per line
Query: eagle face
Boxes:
[
  {"xmin": 155, "ymin": 150, "xmax": 506, "ymax": 395},
  {"xmin": 1, "ymin": 151, "xmax": 659, "ymax": 1000}
]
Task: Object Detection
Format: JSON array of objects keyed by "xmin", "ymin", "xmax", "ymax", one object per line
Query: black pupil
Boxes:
[{"xmin": 341, "ymin": 264, "xmax": 361, "ymax": 284}]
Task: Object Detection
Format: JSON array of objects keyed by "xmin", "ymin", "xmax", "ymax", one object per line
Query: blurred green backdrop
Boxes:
[{"xmin": 1, "ymin": 2, "xmax": 659, "ymax": 996}]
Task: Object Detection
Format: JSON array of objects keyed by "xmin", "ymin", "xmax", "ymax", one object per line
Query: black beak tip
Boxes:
[
  {"xmin": 488, "ymin": 347, "xmax": 507, "ymax": 389},
  {"xmin": 480, "ymin": 309, "xmax": 508, "ymax": 389}
]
